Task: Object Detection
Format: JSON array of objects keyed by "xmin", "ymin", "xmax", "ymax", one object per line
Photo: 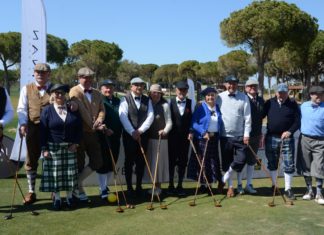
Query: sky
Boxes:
[{"xmin": 1, "ymin": 0, "xmax": 323, "ymax": 66}]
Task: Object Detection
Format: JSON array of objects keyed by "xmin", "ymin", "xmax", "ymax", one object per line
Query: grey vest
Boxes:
[
  {"xmin": 124, "ymin": 93, "xmax": 149, "ymax": 129},
  {"xmin": 148, "ymin": 100, "xmax": 167, "ymax": 139}
]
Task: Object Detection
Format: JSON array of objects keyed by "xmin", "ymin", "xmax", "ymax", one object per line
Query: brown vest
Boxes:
[
  {"xmin": 26, "ymin": 83, "xmax": 50, "ymax": 124},
  {"xmin": 148, "ymin": 100, "xmax": 167, "ymax": 139}
]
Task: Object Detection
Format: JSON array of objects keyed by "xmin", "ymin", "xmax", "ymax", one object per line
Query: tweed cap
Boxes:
[
  {"xmin": 245, "ymin": 79, "xmax": 259, "ymax": 86},
  {"xmin": 100, "ymin": 79, "xmax": 115, "ymax": 87},
  {"xmin": 77, "ymin": 67, "xmax": 95, "ymax": 77},
  {"xmin": 309, "ymin": 86, "xmax": 324, "ymax": 94},
  {"xmin": 34, "ymin": 63, "xmax": 51, "ymax": 72},
  {"xmin": 276, "ymin": 83, "xmax": 288, "ymax": 92},
  {"xmin": 130, "ymin": 77, "xmax": 145, "ymax": 84}
]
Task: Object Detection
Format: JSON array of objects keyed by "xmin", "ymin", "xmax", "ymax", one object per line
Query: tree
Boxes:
[
  {"xmin": 153, "ymin": 64, "xmax": 179, "ymax": 96},
  {"xmin": 69, "ymin": 39, "xmax": 123, "ymax": 83},
  {"xmin": 196, "ymin": 62, "xmax": 220, "ymax": 85},
  {"xmin": 217, "ymin": 50, "xmax": 256, "ymax": 82},
  {"xmin": 308, "ymin": 30, "xmax": 324, "ymax": 84},
  {"xmin": 116, "ymin": 60, "xmax": 141, "ymax": 88},
  {"xmin": 0, "ymin": 32, "xmax": 21, "ymax": 92},
  {"xmin": 178, "ymin": 60, "xmax": 200, "ymax": 80},
  {"xmin": 47, "ymin": 34, "xmax": 69, "ymax": 66},
  {"xmin": 220, "ymin": 0, "xmax": 318, "ymax": 95},
  {"xmin": 139, "ymin": 64, "xmax": 158, "ymax": 83}
]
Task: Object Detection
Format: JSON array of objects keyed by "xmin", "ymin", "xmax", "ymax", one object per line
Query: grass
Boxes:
[{"xmin": 1, "ymin": 174, "xmax": 324, "ymax": 235}]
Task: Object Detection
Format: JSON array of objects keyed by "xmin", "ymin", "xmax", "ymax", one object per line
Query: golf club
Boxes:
[
  {"xmin": 138, "ymin": 140, "xmax": 167, "ymax": 210},
  {"xmin": 189, "ymin": 139, "xmax": 209, "ymax": 207},
  {"xmin": 105, "ymin": 135, "xmax": 135, "ymax": 210},
  {"xmin": 189, "ymin": 139, "xmax": 221, "ymax": 207}
]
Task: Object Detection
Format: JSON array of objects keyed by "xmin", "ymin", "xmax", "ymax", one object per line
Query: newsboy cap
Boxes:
[
  {"xmin": 225, "ymin": 75, "xmax": 239, "ymax": 83},
  {"xmin": 49, "ymin": 84, "xmax": 70, "ymax": 93},
  {"xmin": 309, "ymin": 86, "xmax": 324, "ymax": 94},
  {"xmin": 276, "ymin": 83, "xmax": 288, "ymax": 93},
  {"xmin": 130, "ymin": 77, "xmax": 145, "ymax": 84},
  {"xmin": 245, "ymin": 79, "xmax": 259, "ymax": 86},
  {"xmin": 77, "ymin": 67, "xmax": 95, "ymax": 77},
  {"xmin": 175, "ymin": 81, "xmax": 189, "ymax": 89},
  {"xmin": 200, "ymin": 87, "xmax": 217, "ymax": 96},
  {"xmin": 100, "ymin": 79, "xmax": 115, "ymax": 88},
  {"xmin": 34, "ymin": 63, "xmax": 51, "ymax": 72}
]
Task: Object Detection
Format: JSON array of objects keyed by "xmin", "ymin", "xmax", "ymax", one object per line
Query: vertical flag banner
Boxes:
[
  {"xmin": 10, "ymin": 0, "xmax": 47, "ymax": 161},
  {"xmin": 187, "ymin": 78, "xmax": 196, "ymax": 112}
]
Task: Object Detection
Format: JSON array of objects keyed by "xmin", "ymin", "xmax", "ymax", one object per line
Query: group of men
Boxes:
[{"xmin": 1, "ymin": 62, "xmax": 323, "ymax": 207}]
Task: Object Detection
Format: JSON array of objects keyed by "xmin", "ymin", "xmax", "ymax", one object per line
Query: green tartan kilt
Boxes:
[{"xmin": 40, "ymin": 142, "xmax": 78, "ymax": 192}]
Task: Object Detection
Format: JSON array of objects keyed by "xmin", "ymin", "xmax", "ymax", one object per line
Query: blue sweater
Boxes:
[{"xmin": 191, "ymin": 101, "xmax": 223, "ymax": 139}]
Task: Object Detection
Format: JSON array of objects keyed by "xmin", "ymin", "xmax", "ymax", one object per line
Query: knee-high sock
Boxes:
[
  {"xmin": 316, "ymin": 178, "xmax": 323, "ymax": 195},
  {"xmin": 223, "ymin": 167, "xmax": 234, "ymax": 186},
  {"xmin": 66, "ymin": 191, "xmax": 72, "ymax": 199},
  {"xmin": 97, "ymin": 173, "xmax": 108, "ymax": 192},
  {"xmin": 237, "ymin": 172, "xmax": 243, "ymax": 186},
  {"xmin": 270, "ymin": 171, "xmax": 277, "ymax": 186},
  {"xmin": 107, "ymin": 172, "xmax": 113, "ymax": 190},
  {"xmin": 284, "ymin": 172, "xmax": 293, "ymax": 191},
  {"xmin": 78, "ymin": 166, "xmax": 93, "ymax": 193},
  {"xmin": 54, "ymin": 192, "xmax": 61, "ymax": 201},
  {"xmin": 304, "ymin": 176, "xmax": 313, "ymax": 191},
  {"xmin": 246, "ymin": 165, "xmax": 254, "ymax": 186},
  {"xmin": 26, "ymin": 171, "xmax": 37, "ymax": 193}
]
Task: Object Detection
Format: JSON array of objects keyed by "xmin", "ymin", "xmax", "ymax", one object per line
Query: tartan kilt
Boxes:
[{"xmin": 40, "ymin": 142, "xmax": 78, "ymax": 192}]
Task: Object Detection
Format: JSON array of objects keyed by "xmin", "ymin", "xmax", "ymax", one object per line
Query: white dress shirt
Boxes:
[
  {"xmin": 176, "ymin": 97, "xmax": 187, "ymax": 116},
  {"xmin": 79, "ymin": 84, "xmax": 92, "ymax": 102},
  {"xmin": 207, "ymin": 105, "xmax": 219, "ymax": 133},
  {"xmin": 17, "ymin": 81, "xmax": 50, "ymax": 125},
  {"xmin": 53, "ymin": 103, "xmax": 67, "ymax": 122},
  {"xmin": 119, "ymin": 92, "xmax": 154, "ymax": 135},
  {"xmin": 0, "ymin": 88, "xmax": 14, "ymax": 127}
]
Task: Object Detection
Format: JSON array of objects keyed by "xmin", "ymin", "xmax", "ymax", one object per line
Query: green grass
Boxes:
[{"xmin": 1, "ymin": 174, "xmax": 324, "ymax": 235}]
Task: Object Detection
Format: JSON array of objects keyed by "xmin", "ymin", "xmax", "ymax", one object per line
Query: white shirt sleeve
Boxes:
[
  {"xmin": 17, "ymin": 86, "xmax": 28, "ymax": 126},
  {"xmin": 0, "ymin": 89, "xmax": 14, "ymax": 127},
  {"xmin": 162, "ymin": 102, "xmax": 172, "ymax": 134},
  {"xmin": 243, "ymin": 95, "xmax": 252, "ymax": 137},
  {"xmin": 119, "ymin": 97, "xmax": 135, "ymax": 135},
  {"xmin": 138, "ymin": 99, "xmax": 154, "ymax": 134}
]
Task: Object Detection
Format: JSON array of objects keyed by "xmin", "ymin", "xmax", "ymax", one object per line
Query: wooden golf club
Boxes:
[
  {"xmin": 105, "ymin": 135, "xmax": 135, "ymax": 210},
  {"xmin": 138, "ymin": 140, "xmax": 167, "ymax": 210},
  {"xmin": 112, "ymin": 171, "xmax": 124, "ymax": 213},
  {"xmin": 189, "ymin": 139, "xmax": 209, "ymax": 207},
  {"xmin": 189, "ymin": 139, "xmax": 221, "ymax": 207}
]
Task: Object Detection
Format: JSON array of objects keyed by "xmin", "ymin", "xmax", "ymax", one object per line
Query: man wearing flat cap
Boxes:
[
  {"xmin": 216, "ymin": 75, "xmax": 251, "ymax": 197},
  {"xmin": 119, "ymin": 77, "xmax": 154, "ymax": 196},
  {"xmin": 69, "ymin": 67, "xmax": 105, "ymax": 201},
  {"xmin": 167, "ymin": 80, "xmax": 193, "ymax": 196},
  {"xmin": 235, "ymin": 79, "xmax": 265, "ymax": 195},
  {"xmin": 96, "ymin": 79, "xmax": 123, "ymax": 199},
  {"xmin": 17, "ymin": 62, "xmax": 52, "ymax": 204},
  {"xmin": 297, "ymin": 86, "xmax": 324, "ymax": 205},
  {"xmin": 263, "ymin": 83, "xmax": 300, "ymax": 200}
]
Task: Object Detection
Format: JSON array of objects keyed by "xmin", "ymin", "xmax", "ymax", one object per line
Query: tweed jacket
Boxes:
[{"xmin": 69, "ymin": 85, "xmax": 105, "ymax": 132}]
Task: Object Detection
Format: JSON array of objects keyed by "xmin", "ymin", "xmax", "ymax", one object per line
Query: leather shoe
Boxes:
[{"xmin": 24, "ymin": 192, "xmax": 36, "ymax": 205}]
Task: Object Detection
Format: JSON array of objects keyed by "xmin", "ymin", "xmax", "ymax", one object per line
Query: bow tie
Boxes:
[
  {"xmin": 228, "ymin": 93, "xmax": 236, "ymax": 97},
  {"xmin": 57, "ymin": 106, "xmax": 66, "ymax": 115},
  {"xmin": 210, "ymin": 111, "xmax": 216, "ymax": 116},
  {"xmin": 177, "ymin": 100, "xmax": 186, "ymax": 104},
  {"xmin": 134, "ymin": 96, "xmax": 141, "ymax": 101},
  {"xmin": 37, "ymin": 85, "xmax": 47, "ymax": 91},
  {"xmin": 84, "ymin": 89, "xmax": 92, "ymax": 94}
]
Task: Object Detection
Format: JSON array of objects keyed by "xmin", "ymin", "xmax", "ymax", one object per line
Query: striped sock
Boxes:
[
  {"xmin": 27, "ymin": 171, "xmax": 37, "ymax": 193},
  {"xmin": 316, "ymin": 178, "xmax": 323, "ymax": 195},
  {"xmin": 54, "ymin": 192, "xmax": 61, "ymax": 201}
]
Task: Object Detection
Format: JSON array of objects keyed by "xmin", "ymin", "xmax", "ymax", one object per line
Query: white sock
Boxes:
[
  {"xmin": 54, "ymin": 192, "xmax": 61, "ymax": 200},
  {"xmin": 246, "ymin": 165, "xmax": 254, "ymax": 186},
  {"xmin": 78, "ymin": 166, "xmax": 93, "ymax": 193},
  {"xmin": 237, "ymin": 172, "xmax": 243, "ymax": 186},
  {"xmin": 284, "ymin": 172, "xmax": 293, "ymax": 191},
  {"xmin": 27, "ymin": 171, "xmax": 37, "ymax": 193},
  {"xmin": 270, "ymin": 171, "xmax": 277, "ymax": 186},
  {"xmin": 97, "ymin": 173, "xmax": 108, "ymax": 192},
  {"xmin": 223, "ymin": 167, "xmax": 234, "ymax": 185}
]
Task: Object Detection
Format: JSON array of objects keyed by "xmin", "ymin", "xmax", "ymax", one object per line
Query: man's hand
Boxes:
[
  {"xmin": 243, "ymin": 136, "xmax": 250, "ymax": 145},
  {"xmin": 158, "ymin": 130, "xmax": 166, "ymax": 137},
  {"xmin": 188, "ymin": 133, "xmax": 193, "ymax": 141},
  {"xmin": 19, "ymin": 124, "xmax": 28, "ymax": 138},
  {"xmin": 203, "ymin": 132, "xmax": 210, "ymax": 140},
  {"xmin": 281, "ymin": 131, "xmax": 291, "ymax": 139},
  {"xmin": 132, "ymin": 130, "xmax": 141, "ymax": 141},
  {"xmin": 93, "ymin": 119, "xmax": 103, "ymax": 130},
  {"xmin": 42, "ymin": 150, "xmax": 51, "ymax": 158}
]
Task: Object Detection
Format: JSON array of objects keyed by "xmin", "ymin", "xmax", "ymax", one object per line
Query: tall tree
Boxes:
[
  {"xmin": 153, "ymin": 64, "xmax": 179, "ymax": 96},
  {"xmin": 196, "ymin": 62, "xmax": 220, "ymax": 85},
  {"xmin": 69, "ymin": 39, "xmax": 123, "ymax": 83},
  {"xmin": 47, "ymin": 34, "xmax": 69, "ymax": 66},
  {"xmin": 139, "ymin": 64, "xmax": 158, "ymax": 83},
  {"xmin": 220, "ymin": 0, "xmax": 318, "ymax": 95},
  {"xmin": 116, "ymin": 60, "xmax": 141, "ymax": 88},
  {"xmin": 178, "ymin": 60, "xmax": 200, "ymax": 80}
]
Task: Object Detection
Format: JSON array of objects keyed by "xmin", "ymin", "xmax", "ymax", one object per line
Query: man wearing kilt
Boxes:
[
  {"xmin": 188, "ymin": 87, "xmax": 223, "ymax": 194},
  {"xmin": 40, "ymin": 84, "xmax": 82, "ymax": 210},
  {"xmin": 96, "ymin": 79, "xmax": 123, "ymax": 199}
]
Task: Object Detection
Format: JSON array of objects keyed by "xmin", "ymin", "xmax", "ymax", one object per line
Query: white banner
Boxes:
[
  {"xmin": 10, "ymin": 0, "xmax": 47, "ymax": 161},
  {"xmin": 187, "ymin": 78, "xmax": 196, "ymax": 112}
]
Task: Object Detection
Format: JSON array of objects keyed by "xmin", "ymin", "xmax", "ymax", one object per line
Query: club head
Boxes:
[
  {"xmin": 286, "ymin": 201, "xmax": 294, "ymax": 206},
  {"xmin": 189, "ymin": 201, "xmax": 196, "ymax": 207},
  {"xmin": 126, "ymin": 204, "xmax": 135, "ymax": 209},
  {"xmin": 160, "ymin": 204, "xmax": 168, "ymax": 210},
  {"xmin": 31, "ymin": 211, "xmax": 39, "ymax": 216},
  {"xmin": 3, "ymin": 214, "xmax": 13, "ymax": 220},
  {"xmin": 116, "ymin": 207, "xmax": 124, "ymax": 213},
  {"xmin": 268, "ymin": 201, "xmax": 275, "ymax": 207},
  {"xmin": 214, "ymin": 201, "xmax": 222, "ymax": 207},
  {"xmin": 146, "ymin": 204, "xmax": 154, "ymax": 211}
]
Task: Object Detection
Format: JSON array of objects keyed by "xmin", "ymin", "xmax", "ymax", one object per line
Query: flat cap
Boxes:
[
  {"xmin": 100, "ymin": 79, "xmax": 115, "ymax": 87},
  {"xmin": 309, "ymin": 86, "xmax": 324, "ymax": 94},
  {"xmin": 175, "ymin": 81, "xmax": 189, "ymax": 89},
  {"xmin": 225, "ymin": 75, "xmax": 239, "ymax": 83},
  {"xmin": 200, "ymin": 87, "xmax": 217, "ymax": 96},
  {"xmin": 34, "ymin": 63, "xmax": 51, "ymax": 72},
  {"xmin": 245, "ymin": 79, "xmax": 259, "ymax": 86},
  {"xmin": 276, "ymin": 83, "xmax": 288, "ymax": 92},
  {"xmin": 130, "ymin": 77, "xmax": 145, "ymax": 84},
  {"xmin": 78, "ymin": 67, "xmax": 95, "ymax": 77},
  {"xmin": 49, "ymin": 84, "xmax": 70, "ymax": 93}
]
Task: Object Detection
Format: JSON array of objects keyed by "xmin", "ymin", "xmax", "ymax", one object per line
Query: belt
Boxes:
[
  {"xmin": 208, "ymin": 132, "xmax": 218, "ymax": 137},
  {"xmin": 302, "ymin": 134, "xmax": 324, "ymax": 140}
]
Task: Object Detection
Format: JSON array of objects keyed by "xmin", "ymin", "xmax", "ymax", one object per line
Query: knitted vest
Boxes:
[
  {"xmin": 148, "ymin": 100, "xmax": 167, "ymax": 139},
  {"xmin": 170, "ymin": 98, "xmax": 192, "ymax": 136},
  {"xmin": 124, "ymin": 93, "xmax": 149, "ymax": 129}
]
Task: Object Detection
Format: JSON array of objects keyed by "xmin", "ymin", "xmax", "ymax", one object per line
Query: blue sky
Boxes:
[{"xmin": 1, "ymin": 0, "xmax": 323, "ymax": 66}]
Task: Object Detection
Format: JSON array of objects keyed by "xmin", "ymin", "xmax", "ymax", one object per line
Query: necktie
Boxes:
[
  {"xmin": 228, "ymin": 93, "xmax": 235, "ymax": 97},
  {"xmin": 84, "ymin": 89, "xmax": 92, "ymax": 94},
  {"xmin": 134, "ymin": 96, "xmax": 141, "ymax": 101},
  {"xmin": 177, "ymin": 100, "xmax": 185, "ymax": 104},
  {"xmin": 37, "ymin": 86, "xmax": 47, "ymax": 91}
]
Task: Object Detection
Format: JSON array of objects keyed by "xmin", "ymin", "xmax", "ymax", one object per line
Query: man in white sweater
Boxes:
[{"xmin": 216, "ymin": 75, "xmax": 251, "ymax": 197}]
